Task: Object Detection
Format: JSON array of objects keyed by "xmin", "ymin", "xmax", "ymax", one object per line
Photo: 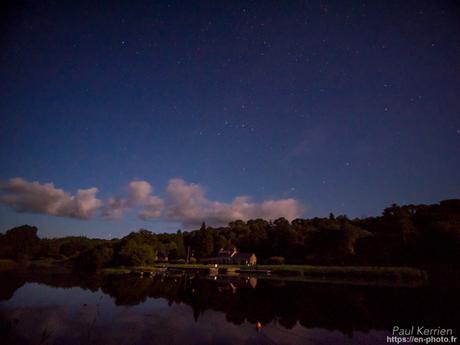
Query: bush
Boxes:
[
  {"xmin": 77, "ymin": 245, "xmax": 114, "ymax": 270},
  {"xmin": 266, "ymin": 256, "xmax": 285, "ymax": 265},
  {"xmin": 189, "ymin": 257, "xmax": 197, "ymax": 264},
  {"xmin": 171, "ymin": 259, "xmax": 185, "ymax": 264},
  {"xmin": 117, "ymin": 240, "xmax": 156, "ymax": 266}
]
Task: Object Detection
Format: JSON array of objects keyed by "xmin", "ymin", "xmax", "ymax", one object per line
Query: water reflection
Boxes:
[{"xmin": 0, "ymin": 271, "xmax": 459, "ymax": 345}]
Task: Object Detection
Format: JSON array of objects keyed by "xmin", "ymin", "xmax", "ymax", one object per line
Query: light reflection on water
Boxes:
[{"xmin": 0, "ymin": 272, "xmax": 458, "ymax": 345}]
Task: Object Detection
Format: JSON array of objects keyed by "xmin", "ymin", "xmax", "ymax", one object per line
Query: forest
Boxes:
[{"xmin": 0, "ymin": 199, "xmax": 459, "ymax": 269}]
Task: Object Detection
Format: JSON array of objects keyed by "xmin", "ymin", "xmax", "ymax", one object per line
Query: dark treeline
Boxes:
[{"xmin": 0, "ymin": 199, "xmax": 459, "ymax": 268}]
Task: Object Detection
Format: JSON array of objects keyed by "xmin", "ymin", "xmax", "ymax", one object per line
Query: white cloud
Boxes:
[
  {"xmin": 127, "ymin": 180, "xmax": 152, "ymax": 204},
  {"xmin": 103, "ymin": 180, "xmax": 164, "ymax": 220},
  {"xmin": 164, "ymin": 178, "xmax": 305, "ymax": 227},
  {"xmin": 0, "ymin": 177, "xmax": 305, "ymax": 226},
  {"xmin": 0, "ymin": 177, "xmax": 102, "ymax": 219},
  {"xmin": 104, "ymin": 196, "xmax": 126, "ymax": 219},
  {"xmin": 138, "ymin": 196, "xmax": 164, "ymax": 219}
]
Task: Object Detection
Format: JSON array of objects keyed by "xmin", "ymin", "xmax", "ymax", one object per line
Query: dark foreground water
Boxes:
[{"xmin": 0, "ymin": 270, "xmax": 459, "ymax": 345}]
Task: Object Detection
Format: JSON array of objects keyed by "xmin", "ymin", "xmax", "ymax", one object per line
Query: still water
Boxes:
[{"xmin": 0, "ymin": 271, "xmax": 459, "ymax": 345}]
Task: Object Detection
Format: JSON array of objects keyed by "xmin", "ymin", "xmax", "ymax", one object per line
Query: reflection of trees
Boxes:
[
  {"xmin": 1, "ymin": 272, "xmax": 459, "ymax": 336},
  {"xmin": 0, "ymin": 273, "xmax": 25, "ymax": 300}
]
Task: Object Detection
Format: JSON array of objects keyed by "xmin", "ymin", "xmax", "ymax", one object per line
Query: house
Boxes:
[
  {"xmin": 201, "ymin": 248, "xmax": 257, "ymax": 265},
  {"xmin": 157, "ymin": 252, "xmax": 168, "ymax": 262},
  {"xmin": 231, "ymin": 252, "xmax": 257, "ymax": 265}
]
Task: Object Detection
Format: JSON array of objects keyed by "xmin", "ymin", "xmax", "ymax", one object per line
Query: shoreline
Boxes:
[{"xmin": 1, "ymin": 259, "xmax": 442, "ymax": 287}]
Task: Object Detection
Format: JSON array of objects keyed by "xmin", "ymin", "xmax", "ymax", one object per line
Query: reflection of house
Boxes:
[
  {"xmin": 216, "ymin": 277, "xmax": 258, "ymax": 293},
  {"xmin": 201, "ymin": 248, "xmax": 257, "ymax": 265}
]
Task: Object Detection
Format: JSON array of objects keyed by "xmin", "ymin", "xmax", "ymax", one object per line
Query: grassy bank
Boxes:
[
  {"xmin": 2, "ymin": 259, "xmax": 432, "ymax": 286},
  {"xmin": 152, "ymin": 262, "xmax": 424, "ymax": 273},
  {"xmin": 147, "ymin": 263, "xmax": 428, "ymax": 281}
]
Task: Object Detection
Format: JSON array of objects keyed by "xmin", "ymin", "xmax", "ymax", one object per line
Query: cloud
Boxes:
[
  {"xmin": 0, "ymin": 177, "xmax": 101, "ymax": 219},
  {"xmin": 138, "ymin": 196, "xmax": 164, "ymax": 219},
  {"xmin": 163, "ymin": 178, "xmax": 305, "ymax": 227},
  {"xmin": 103, "ymin": 180, "xmax": 164, "ymax": 220},
  {"xmin": 0, "ymin": 177, "xmax": 305, "ymax": 227},
  {"xmin": 127, "ymin": 180, "xmax": 152, "ymax": 204}
]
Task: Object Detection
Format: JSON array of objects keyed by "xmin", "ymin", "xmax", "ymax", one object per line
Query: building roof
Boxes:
[
  {"xmin": 218, "ymin": 250, "xmax": 234, "ymax": 257},
  {"xmin": 233, "ymin": 252, "xmax": 255, "ymax": 259}
]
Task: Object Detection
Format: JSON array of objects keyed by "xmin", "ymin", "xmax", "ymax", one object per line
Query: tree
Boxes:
[
  {"xmin": 117, "ymin": 240, "xmax": 156, "ymax": 266},
  {"xmin": 213, "ymin": 232, "xmax": 228, "ymax": 252},
  {"xmin": 175, "ymin": 230, "xmax": 186, "ymax": 258},
  {"xmin": 57, "ymin": 236, "xmax": 105, "ymax": 258},
  {"xmin": 382, "ymin": 204, "xmax": 417, "ymax": 242},
  {"xmin": 39, "ymin": 239, "xmax": 62, "ymax": 259},
  {"xmin": 0, "ymin": 225, "xmax": 40, "ymax": 260},
  {"xmin": 196, "ymin": 226, "xmax": 214, "ymax": 258},
  {"xmin": 268, "ymin": 218, "xmax": 297, "ymax": 258},
  {"xmin": 77, "ymin": 245, "xmax": 114, "ymax": 270}
]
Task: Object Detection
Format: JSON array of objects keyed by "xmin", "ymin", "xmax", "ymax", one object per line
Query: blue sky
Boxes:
[{"xmin": 1, "ymin": 0, "xmax": 459, "ymax": 238}]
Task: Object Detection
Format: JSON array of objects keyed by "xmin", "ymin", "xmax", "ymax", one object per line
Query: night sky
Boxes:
[{"xmin": 1, "ymin": 1, "xmax": 459, "ymax": 238}]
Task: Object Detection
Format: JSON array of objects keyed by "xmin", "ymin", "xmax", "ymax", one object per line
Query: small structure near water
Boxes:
[
  {"xmin": 156, "ymin": 252, "xmax": 168, "ymax": 262},
  {"xmin": 201, "ymin": 248, "xmax": 257, "ymax": 265}
]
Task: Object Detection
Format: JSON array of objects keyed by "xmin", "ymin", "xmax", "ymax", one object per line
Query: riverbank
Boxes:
[
  {"xmin": 4, "ymin": 258, "xmax": 460, "ymax": 287},
  {"xmin": 151, "ymin": 263, "xmax": 425, "ymax": 276},
  {"xmin": 152, "ymin": 263, "xmax": 429, "ymax": 285},
  {"xmin": 94, "ymin": 263, "xmax": 430, "ymax": 286}
]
